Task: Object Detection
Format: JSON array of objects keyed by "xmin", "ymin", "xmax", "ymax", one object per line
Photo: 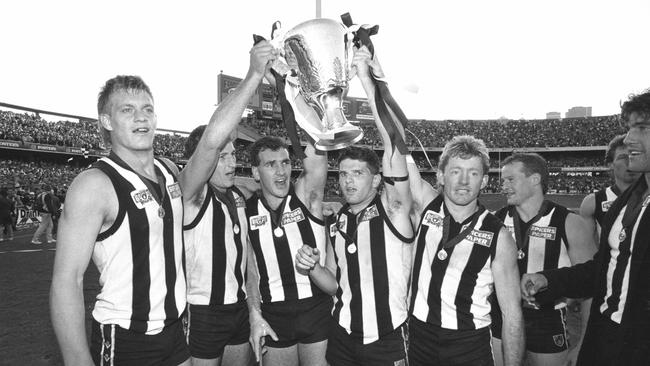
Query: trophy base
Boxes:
[{"xmin": 314, "ymin": 130, "xmax": 364, "ymax": 151}]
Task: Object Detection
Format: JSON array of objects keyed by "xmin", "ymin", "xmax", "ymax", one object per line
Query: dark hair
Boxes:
[
  {"xmin": 337, "ymin": 146, "xmax": 380, "ymax": 175},
  {"xmin": 249, "ymin": 136, "xmax": 288, "ymax": 167},
  {"xmin": 621, "ymin": 89, "xmax": 650, "ymax": 124},
  {"xmin": 605, "ymin": 134, "xmax": 627, "ymax": 164},
  {"xmin": 185, "ymin": 125, "xmax": 206, "ymax": 159},
  {"xmin": 96, "ymin": 75, "xmax": 153, "ymax": 144},
  {"xmin": 502, "ymin": 153, "xmax": 549, "ymax": 194},
  {"xmin": 438, "ymin": 135, "xmax": 490, "ymax": 174}
]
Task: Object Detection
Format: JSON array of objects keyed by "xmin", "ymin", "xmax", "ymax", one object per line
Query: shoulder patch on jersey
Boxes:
[
  {"xmin": 282, "ymin": 207, "xmax": 306, "ymax": 226},
  {"xmin": 249, "ymin": 214, "xmax": 268, "ymax": 230},
  {"xmin": 466, "ymin": 229, "xmax": 494, "ymax": 247},
  {"xmin": 329, "ymin": 222, "xmax": 338, "ymax": 237},
  {"xmin": 168, "ymin": 182, "xmax": 182, "ymax": 199},
  {"xmin": 360, "ymin": 204, "xmax": 379, "ymax": 222},
  {"xmin": 131, "ymin": 188, "xmax": 154, "ymax": 209},
  {"xmin": 601, "ymin": 200, "xmax": 613, "ymax": 212},
  {"xmin": 553, "ymin": 334, "xmax": 565, "ymax": 347},
  {"xmin": 235, "ymin": 195, "xmax": 246, "ymax": 208},
  {"xmin": 422, "ymin": 210, "xmax": 443, "ymax": 227},
  {"xmin": 529, "ymin": 225, "xmax": 557, "ymax": 240}
]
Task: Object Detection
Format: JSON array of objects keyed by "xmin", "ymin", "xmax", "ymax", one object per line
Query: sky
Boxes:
[{"xmin": 1, "ymin": 0, "xmax": 650, "ymax": 132}]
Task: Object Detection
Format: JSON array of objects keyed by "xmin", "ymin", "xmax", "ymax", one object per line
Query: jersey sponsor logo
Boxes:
[
  {"xmin": 234, "ymin": 195, "xmax": 246, "ymax": 208},
  {"xmin": 553, "ymin": 334, "xmax": 565, "ymax": 347},
  {"xmin": 249, "ymin": 214, "xmax": 268, "ymax": 230},
  {"xmin": 329, "ymin": 223, "xmax": 338, "ymax": 237},
  {"xmin": 466, "ymin": 229, "xmax": 494, "ymax": 247},
  {"xmin": 131, "ymin": 188, "xmax": 154, "ymax": 209},
  {"xmin": 360, "ymin": 205, "xmax": 379, "ymax": 222},
  {"xmin": 529, "ymin": 225, "xmax": 557, "ymax": 240},
  {"xmin": 601, "ymin": 200, "xmax": 613, "ymax": 212},
  {"xmin": 168, "ymin": 182, "xmax": 182, "ymax": 199},
  {"xmin": 282, "ymin": 208, "xmax": 305, "ymax": 226},
  {"xmin": 422, "ymin": 210, "xmax": 443, "ymax": 227}
]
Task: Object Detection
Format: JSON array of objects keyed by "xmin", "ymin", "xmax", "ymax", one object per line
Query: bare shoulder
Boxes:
[
  {"xmin": 579, "ymin": 192, "xmax": 596, "ymax": 216},
  {"xmin": 65, "ymin": 168, "xmax": 116, "ymax": 220}
]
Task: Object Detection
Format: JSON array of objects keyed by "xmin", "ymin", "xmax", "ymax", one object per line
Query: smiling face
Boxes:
[
  {"xmin": 501, "ymin": 161, "xmax": 538, "ymax": 206},
  {"xmin": 100, "ymin": 89, "xmax": 156, "ymax": 153},
  {"xmin": 438, "ymin": 155, "xmax": 487, "ymax": 208},
  {"xmin": 624, "ymin": 112, "xmax": 650, "ymax": 173},
  {"xmin": 252, "ymin": 147, "xmax": 292, "ymax": 203},
  {"xmin": 209, "ymin": 142, "xmax": 237, "ymax": 192},
  {"xmin": 610, "ymin": 145, "xmax": 641, "ymax": 185}
]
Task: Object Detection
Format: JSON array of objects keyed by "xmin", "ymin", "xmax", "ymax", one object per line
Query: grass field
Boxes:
[{"xmin": 0, "ymin": 194, "xmax": 586, "ymax": 365}]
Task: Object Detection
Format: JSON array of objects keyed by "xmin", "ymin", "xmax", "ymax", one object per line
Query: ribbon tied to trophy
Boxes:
[{"xmin": 253, "ymin": 13, "xmax": 409, "ymax": 158}]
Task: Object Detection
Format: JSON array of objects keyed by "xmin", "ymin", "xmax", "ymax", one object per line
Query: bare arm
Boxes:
[
  {"xmin": 50, "ymin": 169, "xmax": 114, "ymax": 366},
  {"xmin": 180, "ymin": 41, "xmax": 276, "ymax": 202},
  {"xmin": 353, "ymin": 47, "xmax": 413, "ymax": 236},
  {"xmin": 578, "ymin": 193, "xmax": 599, "ymax": 249},
  {"xmin": 406, "ymin": 158, "xmax": 438, "ymax": 217},
  {"xmin": 246, "ymin": 239, "xmax": 278, "ymax": 362},
  {"xmin": 565, "ymin": 213, "xmax": 597, "ymax": 359},
  {"xmin": 492, "ymin": 227, "xmax": 525, "ymax": 366},
  {"xmin": 294, "ymin": 142, "xmax": 328, "ymax": 219},
  {"xmin": 295, "ymin": 238, "xmax": 338, "ymax": 295}
]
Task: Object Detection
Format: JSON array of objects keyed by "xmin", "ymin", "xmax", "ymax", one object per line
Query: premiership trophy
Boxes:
[{"xmin": 269, "ymin": 18, "xmax": 364, "ymax": 151}]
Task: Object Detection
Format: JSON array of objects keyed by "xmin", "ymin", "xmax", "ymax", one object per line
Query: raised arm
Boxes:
[
  {"xmin": 50, "ymin": 169, "xmax": 114, "ymax": 366},
  {"xmin": 579, "ymin": 193, "xmax": 599, "ymax": 249},
  {"xmin": 406, "ymin": 156, "xmax": 439, "ymax": 217},
  {"xmin": 492, "ymin": 227, "xmax": 525, "ymax": 366},
  {"xmin": 352, "ymin": 47, "xmax": 412, "ymax": 235},
  {"xmin": 180, "ymin": 41, "xmax": 276, "ymax": 202},
  {"xmin": 294, "ymin": 142, "xmax": 328, "ymax": 218}
]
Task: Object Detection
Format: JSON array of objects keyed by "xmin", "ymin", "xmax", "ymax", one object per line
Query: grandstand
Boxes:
[{"xmin": 1, "ymin": 101, "xmax": 623, "ymax": 214}]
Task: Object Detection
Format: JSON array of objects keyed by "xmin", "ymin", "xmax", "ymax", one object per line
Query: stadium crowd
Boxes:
[{"xmin": 0, "ymin": 108, "xmax": 619, "ymax": 198}]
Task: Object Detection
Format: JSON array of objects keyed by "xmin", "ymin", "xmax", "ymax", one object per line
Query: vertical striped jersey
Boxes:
[
  {"xmin": 594, "ymin": 186, "xmax": 620, "ymax": 237},
  {"xmin": 598, "ymin": 183, "xmax": 650, "ymax": 324},
  {"xmin": 496, "ymin": 200, "xmax": 571, "ymax": 309},
  {"xmin": 184, "ymin": 185, "xmax": 248, "ymax": 306},
  {"xmin": 410, "ymin": 196, "xmax": 502, "ymax": 330},
  {"xmin": 247, "ymin": 186, "xmax": 327, "ymax": 303},
  {"xmin": 91, "ymin": 156, "xmax": 186, "ymax": 335},
  {"xmin": 329, "ymin": 195, "xmax": 414, "ymax": 344}
]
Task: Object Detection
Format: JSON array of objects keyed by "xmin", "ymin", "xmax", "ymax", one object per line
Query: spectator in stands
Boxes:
[
  {"xmin": 30, "ymin": 184, "xmax": 57, "ymax": 245},
  {"xmin": 0, "ymin": 188, "xmax": 14, "ymax": 242}
]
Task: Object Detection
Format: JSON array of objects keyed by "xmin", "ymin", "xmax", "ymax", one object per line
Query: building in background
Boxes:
[
  {"xmin": 566, "ymin": 106, "xmax": 592, "ymax": 118},
  {"xmin": 546, "ymin": 111, "xmax": 562, "ymax": 119}
]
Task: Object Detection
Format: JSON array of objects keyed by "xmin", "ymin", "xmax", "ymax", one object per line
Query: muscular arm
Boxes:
[
  {"xmin": 180, "ymin": 41, "xmax": 275, "ymax": 203},
  {"xmin": 294, "ymin": 142, "xmax": 328, "ymax": 219},
  {"xmin": 50, "ymin": 169, "xmax": 114, "ymax": 366},
  {"xmin": 579, "ymin": 193, "xmax": 599, "ymax": 249},
  {"xmin": 492, "ymin": 227, "xmax": 524, "ymax": 366},
  {"xmin": 353, "ymin": 47, "xmax": 413, "ymax": 236},
  {"xmin": 295, "ymin": 236, "xmax": 338, "ymax": 295}
]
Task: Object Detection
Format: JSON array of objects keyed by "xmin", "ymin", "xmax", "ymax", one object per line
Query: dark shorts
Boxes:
[
  {"xmin": 409, "ymin": 316, "xmax": 494, "ymax": 366},
  {"xmin": 261, "ymin": 295, "xmax": 332, "ymax": 348},
  {"xmin": 492, "ymin": 306, "xmax": 568, "ymax": 353},
  {"xmin": 90, "ymin": 318, "xmax": 190, "ymax": 366},
  {"xmin": 187, "ymin": 301, "xmax": 250, "ymax": 359},
  {"xmin": 326, "ymin": 321, "xmax": 408, "ymax": 366}
]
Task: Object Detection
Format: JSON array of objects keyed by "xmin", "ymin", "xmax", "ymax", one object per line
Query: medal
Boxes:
[
  {"xmin": 517, "ymin": 249, "xmax": 525, "ymax": 260},
  {"xmin": 274, "ymin": 227, "xmax": 284, "ymax": 237},
  {"xmin": 437, "ymin": 249, "xmax": 448, "ymax": 261},
  {"xmin": 158, "ymin": 206, "xmax": 165, "ymax": 218},
  {"xmin": 233, "ymin": 224, "xmax": 240, "ymax": 234},
  {"xmin": 619, "ymin": 228, "xmax": 626, "ymax": 242},
  {"xmin": 347, "ymin": 243, "xmax": 357, "ymax": 254}
]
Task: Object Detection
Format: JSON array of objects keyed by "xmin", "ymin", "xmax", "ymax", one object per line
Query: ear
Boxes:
[
  {"xmin": 480, "ymin": 175, "xmax": 488, "ymax": 190},
  {"xmin": 530, "ymin": 173, "xmax": 541, "ymax": 187},
  {"xmin": 99, "ymin": 114, "xmax": 113, "ymax": 131},
  {"xmin": 436, "ymin": 170, "xmax": 444, "ymax": 186},
  {"xmin": 252, "ymin": 166, "xmax": 260, "ymax": 182},
  {"xmin": 372, "ymin": 173, "xmax": 381, "ymax": 189}
]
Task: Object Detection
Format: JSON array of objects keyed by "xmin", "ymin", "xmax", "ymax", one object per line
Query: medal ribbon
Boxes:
[
  {"xmin": 109, "ymin": 152, "xmax": 167, "ymax": 216},
  {"xmin": 439, "ymin": 204, "xmax": 486, "ymax": 250},
  {"xmin": 510, "ymin": 200, "xmax": 551, "ymax": 255},
  {"xmin": 260, "ymin": 193, "xmax": 290, "ymax": 233},
  {"xmin": 335, "ymin": 201, "xmax": 374, "ymax": 247},
  {"xmin": 213, "ymin": 186, "xmax": 241, "ymax": 233}
]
